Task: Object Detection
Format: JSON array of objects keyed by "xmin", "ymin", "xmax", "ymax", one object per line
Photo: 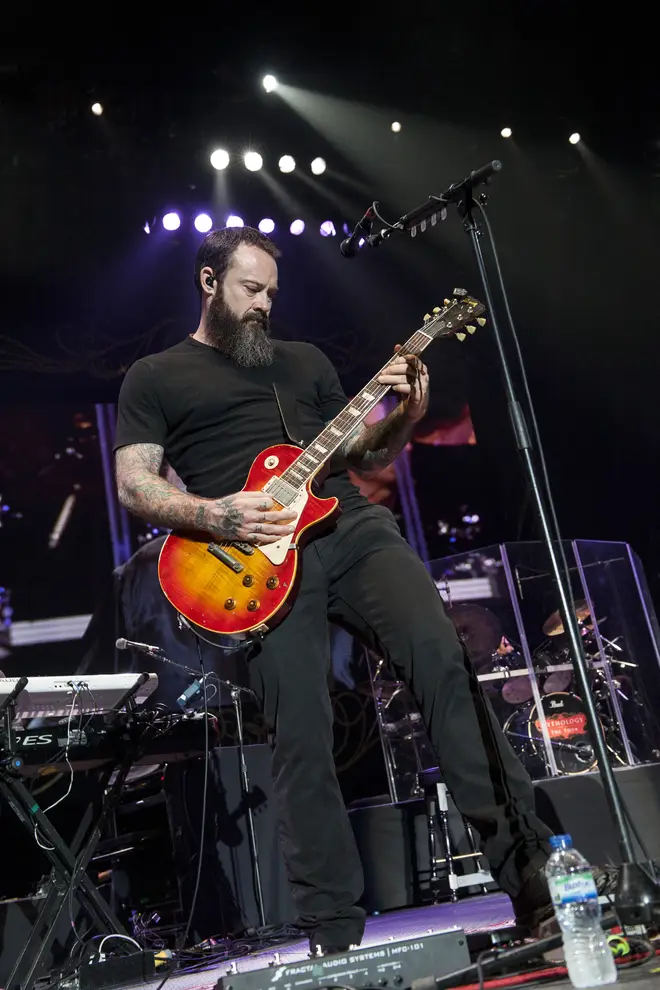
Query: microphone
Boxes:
[
  {"xmin": 339, "ymin": 207, "xmax": 374, "ymax": 258},
  {"xmin": 176, "ymin": 677, "xmax": 205, "ymax": 709},
  {"xmin": 115, "ymin": 637, "xmax": 165, "ymax": 657}
]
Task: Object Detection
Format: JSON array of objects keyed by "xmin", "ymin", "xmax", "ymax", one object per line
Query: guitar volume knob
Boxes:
[
  {"xmin": 266, "ymin": 576, "xmax": 279, "ymax": 590},
  {"xmin": 224, "ymin": 599, "xmax": 236, "ymax": 611},
  {"xmin": 247, "ymin": 600, "xmax": 260, "ymax": 612}
]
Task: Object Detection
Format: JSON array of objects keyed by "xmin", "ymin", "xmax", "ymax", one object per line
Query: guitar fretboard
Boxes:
[{"xmin": 279, "ymin": 325, "xmax": 437, "ymax": 489}]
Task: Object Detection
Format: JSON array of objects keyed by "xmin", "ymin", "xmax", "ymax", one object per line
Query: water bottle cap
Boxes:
[{"xmin": 549, "ymin": 834, "xmax": 572, "ymax": 850}]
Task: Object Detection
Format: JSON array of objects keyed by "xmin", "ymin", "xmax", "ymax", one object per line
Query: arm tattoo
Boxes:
[
  {"xmin": 116, "ymin": 443, "xmax": 207, "ymax": 531},
  {"xmin": 338, "ymin": 405, "xmax": 414, "ymax": 476}
]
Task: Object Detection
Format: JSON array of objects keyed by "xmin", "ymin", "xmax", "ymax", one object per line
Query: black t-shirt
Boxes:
[{"xmin": 114, "ymin": 335, "xmax": 368, "ymax": 511}]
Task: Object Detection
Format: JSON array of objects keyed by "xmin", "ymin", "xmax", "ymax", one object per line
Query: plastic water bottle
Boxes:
[{"xmin": 545, "ymin": 835, "xmax": 617, "ymax": 988}]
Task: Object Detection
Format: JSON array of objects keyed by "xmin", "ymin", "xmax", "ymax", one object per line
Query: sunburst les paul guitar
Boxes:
[{"xmin": 158, "ymin": 290, "xmax": 486, "ymax": 642}]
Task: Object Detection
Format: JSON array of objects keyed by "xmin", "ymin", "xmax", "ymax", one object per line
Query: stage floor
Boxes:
[{"xmin": 120, "ymin": 893, "xmax": 658, "ymax": 990}]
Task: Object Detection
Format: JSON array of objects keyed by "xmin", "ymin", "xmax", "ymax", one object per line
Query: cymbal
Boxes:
[
  {"xmin": 447, "ymin": 603, "xmax": 502, "ymax": 663},
  {"xmin": 543, "ymin": 600, "xmax": 592, "ymax": 637}
]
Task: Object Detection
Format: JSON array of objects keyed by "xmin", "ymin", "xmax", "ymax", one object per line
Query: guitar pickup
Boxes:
[
  {"xmin": 232, "ymin": 541, "xmax": 255, "ymax": 556},
  {"xmin": 207, "ymin": 543, "xmax": 244, "ymax": 573}
]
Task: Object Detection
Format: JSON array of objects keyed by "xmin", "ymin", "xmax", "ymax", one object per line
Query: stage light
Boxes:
[
  {"xmin": 244, "ymin": 151, "xmax": 263, "ymax": 172},
  {"xmin": 501, "ymin": 127, "xmax": 512, "ymax": 138},
  {"xmin": 262, "ymin": 74, "xmax": 278, "ymax": 93},
  {"xmin": 210, "ymin": 149, "xmax": 230, "ymax": 170},
  {"xmin": 290, "ymin": 219, "xmax": 305, "ymax": 235},
  {"xmin": 569, "ymin": 132, "xmax": 581, "ymax": 145},
  {"xmin": 391, "ymin": 121, "xmax": 401, "ymax": 133},
  {"xmin": 226, "ymin": 215, "xmax": 245, "ymax": 228},
  {"xmin": 194, "ymin": 213, "xmax": 213, "ymax": 233},
  {"xmin": 320, "ymin": 221, "xmax": 336, "ymax": 237},
  {"xmin": 258, "ymin": 218, "xmax": 275, "ymax": 234},
  {"xmin": 91, "ymin": 102, "xmax": 103, "ymax": 116},
  {"xmin": 162, "ymin": 212, "xmax": 181, "ymax": 231},
  {"xmin": 311, "ymin": 157, "xmax": 326, "ymax": 175},
  {"xmin": 143, "ymin": 221, "xmax": 151, "ymax": 235},
  {"xmin": 279, "ymin": 155, "xmax": 296, "ymax": 173}
]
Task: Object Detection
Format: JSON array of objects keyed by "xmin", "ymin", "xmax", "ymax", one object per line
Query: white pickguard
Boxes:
[{"xmin": 258, "ymin": 487, "xmax": 309, "ymax": 565}]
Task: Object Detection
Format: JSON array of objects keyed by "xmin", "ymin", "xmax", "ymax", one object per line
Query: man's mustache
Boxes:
[{"xmin": 243, "ymin": 312, "xmax": 269, "ymax": 329}]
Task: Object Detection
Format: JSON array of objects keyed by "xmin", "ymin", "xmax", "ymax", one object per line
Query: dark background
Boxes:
[{"xmin": 1, "ymin": 2, "xmax": 660, "ymax": 627}]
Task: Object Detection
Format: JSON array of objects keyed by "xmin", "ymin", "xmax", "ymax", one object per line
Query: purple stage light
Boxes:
[
  {"xmin": 226, "ymin": 215, "xmax": 245, "ymax": 228},
  {"xmin": 258, "ymin": 218, "xmax": 275, "ymax": 234},
  {"xmin": 320, "ymin": 221, "xmax": 336, "ymax": 237},
  {"xmin": 162, "ymin": 212, "xmax": 181, "ymax": 231},
  {"xmin": 194, "ymin": 213, "xmax": 213, "ymax": 233},
  {"xmin": 290, "ymin": 219, "xmax": 305, "ymax": 235}
]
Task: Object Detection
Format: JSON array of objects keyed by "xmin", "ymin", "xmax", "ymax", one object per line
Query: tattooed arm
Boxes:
[
  {"xmin": 337, "ymin": 347, "xmax": 430, "ymax": 476},
  {"xmin": 115, "ymin": 443, "xmax": 296, "ymax": 545},
  {"xmin": 339, "ymin": 405, "xmax": 415, "ymax": 476}
]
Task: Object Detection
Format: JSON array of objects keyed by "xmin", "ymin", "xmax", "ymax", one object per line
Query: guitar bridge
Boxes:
[{"xmin": 207, "ymin": 543, "xmax": 244, "ymax": 573}]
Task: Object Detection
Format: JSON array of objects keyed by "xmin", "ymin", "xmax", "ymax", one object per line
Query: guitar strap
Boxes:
[{"xmin": 272, "ymin": 383, "xmax": 307, "ymax": 448}]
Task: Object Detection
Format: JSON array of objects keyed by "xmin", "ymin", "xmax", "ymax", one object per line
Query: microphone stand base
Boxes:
[{"xmin": 615, "ymin": 861, "xmax": 660, "ymax": 925}]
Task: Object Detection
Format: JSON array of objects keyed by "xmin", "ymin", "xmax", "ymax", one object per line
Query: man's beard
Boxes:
[{"xmin": 206, "ymin": 292, "xmax": 274, "ymax": 367}]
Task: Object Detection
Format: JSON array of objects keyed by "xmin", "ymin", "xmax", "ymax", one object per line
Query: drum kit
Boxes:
[{"xmin": 447, "ymin": 600, "xmax": 635, "ymax": 777}]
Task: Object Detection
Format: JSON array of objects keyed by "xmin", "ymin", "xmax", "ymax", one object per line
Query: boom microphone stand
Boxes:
[{"xmin": 342, "ymin": 165, "xmax": 660, "ymax": 924}]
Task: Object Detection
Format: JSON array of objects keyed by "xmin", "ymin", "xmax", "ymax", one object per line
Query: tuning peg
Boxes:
[
  {"xmin": 466, "ymin": 325, "xmax": 476, "ymax": 334},
  {"xmin": 455, "ymin": 332, "xmax": 467, "ymax": 342},
  {"xmin": 432, "ymin": 306, "xmax": 441, "ymax": 313},
  {"xmin": 423, "ymin": 313, "xmax": 431, "ymax": 321},
  {"xmin": 476, "ymin": 317, "xmax": 486, "ymax": 326},
  {"xmin": 444, "ymin": 298, "xmax": 451, "ymax": 305},
  {"xmin": 453, "ymin": 287, "xmax": 467, "ymax": 297}
]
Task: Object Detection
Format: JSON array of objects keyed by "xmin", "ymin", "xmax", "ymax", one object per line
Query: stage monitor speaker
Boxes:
[
  {"xmin": 166, "ymin": 743, "xmax": 296, "ymax": 939},
  {"xmin": 532, "ymin": 763, "xmax": 660, "ymax": 863}
]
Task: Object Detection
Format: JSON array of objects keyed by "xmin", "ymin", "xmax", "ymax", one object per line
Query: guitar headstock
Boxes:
[{"xmin": 422, "ymin": 289, "xmax": 486, "ymax": 342}]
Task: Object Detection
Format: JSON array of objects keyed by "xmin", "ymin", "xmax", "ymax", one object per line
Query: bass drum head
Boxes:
[{"xmin": 505, "ymin": 693, "xmax": 598, "ymax": 776}]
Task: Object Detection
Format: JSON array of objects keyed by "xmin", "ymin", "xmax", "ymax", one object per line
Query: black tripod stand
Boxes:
[{"xmin": 352, "ymin": 163, "xmax": 660, "ymax": 924}]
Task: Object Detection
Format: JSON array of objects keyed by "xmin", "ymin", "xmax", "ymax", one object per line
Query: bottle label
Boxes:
[{"xmin": 548, "ymin": 871, "xmax": 598, "ymax": 905}]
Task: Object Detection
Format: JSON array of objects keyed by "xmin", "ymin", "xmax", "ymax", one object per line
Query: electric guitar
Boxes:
[{"xmin": 158, "ymin": 290, "xmax": 486, "ymax": 641}]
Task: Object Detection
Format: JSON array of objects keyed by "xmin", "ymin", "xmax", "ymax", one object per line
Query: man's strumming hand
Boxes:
[{"xmin": 203, "ymin": 492, "xmax": 297, "ymax": 545}]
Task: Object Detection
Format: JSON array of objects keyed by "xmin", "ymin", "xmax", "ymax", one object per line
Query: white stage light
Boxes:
[
  {"xmin": 91, "ymin": 103, "xmax": 103, "ymax": 116},
  {"xmin": 501, "ymin": 127, "xmax": 512, "ymax": 138},
  {"xmin": 279, "ymin": 155, "xmax": 296, "ymax": 173},
  {"xmin": 210, "ymin": 149, "xmax": 230, "ymax": 170},
  {"xmin": 391, "ymin": 121, "xmax": 401, "ymax": 133},
  {"xmin": 569, "ymin": 132, "xmax": 581, "ymax": 145},
  {"xmin": 244, "ymin": 151, "xmax": 263, "ymax": 172},
  {"xmin": 262, "ymin": 75, "xmax": 278, "ymax": 93},
  {"xmin": 311, "ymin": 157, "xmax": 326, "ymax": 175}
]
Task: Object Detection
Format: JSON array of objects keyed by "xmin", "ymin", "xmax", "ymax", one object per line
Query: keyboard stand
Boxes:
[{"xmin": 0, "ymin": 694, "xmax": 132, "ymax": 990}]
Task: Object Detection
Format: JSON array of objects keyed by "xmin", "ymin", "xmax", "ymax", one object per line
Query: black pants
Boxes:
[{"xmin": 249, "ymin": 505, "xmax": 552, "ymax": 948}]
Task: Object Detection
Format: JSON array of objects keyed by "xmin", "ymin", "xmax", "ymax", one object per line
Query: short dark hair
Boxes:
[{"xmin": 194, "ymin": 226, "xmax": 281, "ymax": 296}]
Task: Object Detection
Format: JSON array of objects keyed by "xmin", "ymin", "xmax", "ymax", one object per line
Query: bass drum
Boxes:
[{"xmin": 504, "ymin": 692, "xmax": 598, "ymax": 776}]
